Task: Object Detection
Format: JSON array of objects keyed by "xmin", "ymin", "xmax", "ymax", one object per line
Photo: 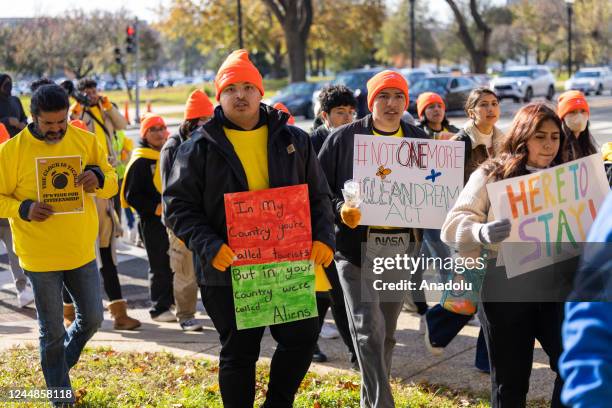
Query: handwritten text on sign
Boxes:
[
  {"xmin": 36, "ymin": 156, "xmax": 84, "ymax": 214},
  {"xmin": 487, "ymin": 154, "xmax": 609, "ymax": 277},
  {"xmin": 231, "ymin": 260, "xmax": 316, "ymax": 329},
  {"xmin": 353, "ymin": 134, "xmax": 465, "ymax": 228},
  {"xmin": 224, "ymin": 185, "xmax": 316, "ymax": 329}
]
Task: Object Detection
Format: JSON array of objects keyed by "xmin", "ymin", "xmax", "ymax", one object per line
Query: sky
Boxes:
[
  {"xmin": 0, "ymin": 0, "xmax": 170, "ymax": 22},
  {"xmin": 0, "ymin": 0, "xmax": 507, "ymax": 23},
  {"xmin": 0, "ymin": 0, "xmax": 459, "ymax": 22}
]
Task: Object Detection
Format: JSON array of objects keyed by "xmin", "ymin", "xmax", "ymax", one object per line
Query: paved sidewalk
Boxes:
[{"xmin": 0, "ymin": 241, "xmax": 556, "ymax": 402}]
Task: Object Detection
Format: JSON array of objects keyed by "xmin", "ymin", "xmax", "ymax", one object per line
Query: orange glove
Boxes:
[
  {"xmin": 211, "ymin": 244, "xmax": 236, "ymax": 272},
  {"xmin": 340, "ymin": 204, "xmax": 361, "ymax": 229},
  {"xmin": 155, "ymin": 203, "xmax": 162, "ymax": 216},
  {"xmin": 310, "ymin": 241, "xmax": 334, "ymax": 267},
  {"xmin": 101, "ymin": 95, "xmax": 113, "ymax": 111}
]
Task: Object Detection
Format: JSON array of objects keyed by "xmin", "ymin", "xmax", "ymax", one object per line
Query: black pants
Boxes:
[
  {"xmin": 63, "ymin": 246, "xmax": 122, "ymax": 303},
  {"xmin": 201, "ymin": 285, "xmax": 318, "ymax": 408},
  {"xmin": 479, "ymin": 301, "xmax": 565, "ymax": 408},
  {"xmin": 139, "ymin": 217, "xmax": 174, "ymax": 316},
  {"xmin": 316, "ymin": 261, "xmax": 357, "ymax": 361}
]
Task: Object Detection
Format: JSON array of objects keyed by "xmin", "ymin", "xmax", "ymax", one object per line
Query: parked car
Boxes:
[
  {"xmin": 466, "ymin": 74, "xmax": 492, "ymax": 87},
  {"xmin": 311, "ymin": 68, "xmax": 384, "ymax": 119},
  {"xmin": 100, "ymin": 80, "xmax": 123, "ymax": 91},
  {"xmin": 490, "ymin": 65, "xmax": 556, "ymax": 102},
  {"xmin": 565, "ymin": 67, "xmax": 612, "ymax": 95},
  {"xmin": 399, "ymin": 68, "xmax": 433, "ymax": 86},
  {"xmin": 269, "ymin": 82, "xmax": 322, "ymax": 119},
  {"xmin": 407, "ymin": 75, "xmax": 478, "ymax": 114}
]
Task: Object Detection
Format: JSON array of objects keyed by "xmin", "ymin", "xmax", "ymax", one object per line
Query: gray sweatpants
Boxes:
[
  {"xmin": 0, "ymin": 224, "xmax": 27, "ymax": 293},
  {"xmin": 337, "ymin": 259, "xmax": 404, "ymax": 408}
]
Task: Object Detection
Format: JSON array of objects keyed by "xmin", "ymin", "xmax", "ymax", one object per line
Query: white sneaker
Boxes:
[
  {"xmin": 151, "ymin": 310, "xmax": 177, "ymax": 322},
  {"xmin": 467, "ymin": 314, "xmax": 481, "ymax": 327},
  {"xmin": 17, "ymin": 286, "xmax": 35, "ymax": 308},
  {"xmin": 424, "ymin": 321, "xmax": 444, "ymax": 356},
  {"xmin": 179, "ymin": 318, "xmax": 204, "ymax": 331},
  {"xmin": 320, "ymin": 322, "xmax": 340, "ymax": 339}
]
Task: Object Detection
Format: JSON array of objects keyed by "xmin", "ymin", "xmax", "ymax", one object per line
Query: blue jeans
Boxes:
[{"xmin": 25, "ymin": 260, "xmax": 103, "ymax": 403}]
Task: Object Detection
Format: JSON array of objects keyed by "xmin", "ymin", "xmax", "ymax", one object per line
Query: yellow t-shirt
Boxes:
[
  {"xmin": 372, "ymin": 127, "xmax": 404, "ymax": 138},
  {"xmin": 224, "ymin": 125, "xmax": 331, "ymax": 291},
  {"xmin": 0, "ymin": 124, "xmax": 118, "ymax": 271},
  {"xmin": 224, "ymin": 125, "xmax": 270, "ymax": 191}
]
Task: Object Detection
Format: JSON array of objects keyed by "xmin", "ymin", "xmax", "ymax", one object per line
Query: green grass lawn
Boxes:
[
  {"xmin": 18, "ymin": 78, "xmax": 328, "ymax": 112},
  {"xmin": 0, "ymin": 345, "xmax": 552, "ymax": 407}
]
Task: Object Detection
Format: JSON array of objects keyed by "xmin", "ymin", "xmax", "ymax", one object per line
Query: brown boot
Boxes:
[
  {"xmin": 63, "ymin": 303, "xmax": 75, "ymax": 328},
  {"xmin": 108, "ymin": 300, "xmax": 141, "ymax": 330}
]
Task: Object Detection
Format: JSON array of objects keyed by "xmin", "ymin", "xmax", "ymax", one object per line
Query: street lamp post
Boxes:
[
  {"xmin": 409, "ymin": 0, "xmax": 416, "ymax": 68},
  {"xmin": 566, "ymin": 0, "xmax": 574, "ymax": 77},
  {"xmin": 237, "ymin": 0, "xmax": 244, "ymax": 49}
]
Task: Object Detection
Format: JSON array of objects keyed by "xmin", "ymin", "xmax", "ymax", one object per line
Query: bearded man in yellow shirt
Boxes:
[{"xmin": 0, "ymin": 84, "xmax": 118, "ymax": 406}]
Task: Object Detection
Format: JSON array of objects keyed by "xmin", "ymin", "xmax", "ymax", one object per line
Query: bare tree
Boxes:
[
  {"xmin": 444, "ymin": 0, "xmax": 491, "ymax": 73},
  {"xmin": 262, "ymin": 0, "xmax": 313, "ymax": 82}
]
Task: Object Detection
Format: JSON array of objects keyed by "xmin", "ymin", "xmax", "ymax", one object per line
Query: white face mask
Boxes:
[{"xmin": 564, "ymin": 112, "xmax": 588, "ymax": 134}]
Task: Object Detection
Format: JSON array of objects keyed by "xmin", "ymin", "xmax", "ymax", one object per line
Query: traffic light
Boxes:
[
  {"xmin": 126, "ymin": 25, "xmax": 136, "ymax": 54},
  {"xmin": 114, "ymin": 47, "xmax": 122, "ymax": 65}
]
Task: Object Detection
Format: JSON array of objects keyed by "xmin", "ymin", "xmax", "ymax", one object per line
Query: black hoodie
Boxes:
[
  {"xmin": 0, "ymin": 74, "xmax": 27, "ymax": 137},
  {"xmin": 317, "ymin": 114, "xmax": 430, "ymax": 267},
  {"xmin": 163, "ymin": 104, "xmax": 335, "ymax": 286}
]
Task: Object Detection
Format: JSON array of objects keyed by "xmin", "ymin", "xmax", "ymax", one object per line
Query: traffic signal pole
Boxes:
[
  {"xmin": 126, "ymin": 21, "xmax": 140, "ymax": 123},
  {"xmin": 134, "ymin": 19, "xmax": 140, "ymax": 123}
]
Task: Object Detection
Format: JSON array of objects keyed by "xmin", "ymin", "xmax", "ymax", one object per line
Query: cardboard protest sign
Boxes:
[
  {"xmin": 36, "ymin": 156, "xmax": 84, "ymax": 214},
  {"xmin": 231, "ymin": 260, "xmax": 316, "ymax": 328},
  {"xmin": 487, "ymin": 154, "xmax": 609, "ymax": 277},
  {"xmin": 224, "ymin": 184, "xmax": 317, "ymax": 329},
  {"xmin": 352, "ymin": 134, "xmax": 465, "ymax": 228}
]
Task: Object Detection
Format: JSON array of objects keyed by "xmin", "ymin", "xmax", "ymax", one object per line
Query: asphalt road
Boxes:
[{"xmin": 125, "ymin": 94, "xmax": 612, "ymax": 146}]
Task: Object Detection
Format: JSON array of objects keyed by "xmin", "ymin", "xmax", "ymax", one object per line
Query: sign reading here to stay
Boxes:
[{"xmin": 224, "ymin": 184, "xmax": 317, "ymax": 329}]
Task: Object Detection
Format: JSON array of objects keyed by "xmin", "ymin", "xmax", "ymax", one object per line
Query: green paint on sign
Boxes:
[{"xmin": 231, "ymin": 259, "xmax": 317, "ymax": 330}]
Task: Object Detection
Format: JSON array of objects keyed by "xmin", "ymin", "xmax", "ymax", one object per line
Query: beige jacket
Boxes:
[
  {"xmin": 452, "ymin": 121, "xmax": 505, "ymax": 184},
  {"xmin": 70, "ymin": 101, "xmax": 128, "ymax": 164}
]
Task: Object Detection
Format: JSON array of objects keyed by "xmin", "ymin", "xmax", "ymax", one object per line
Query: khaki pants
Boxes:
[
  {"xmin": 96, "ymin": 197, "xmax": 115, "ymax": 248},
  {"xmin": 167, "ymin": 229, "xmax": 198, "ymax": 322}
]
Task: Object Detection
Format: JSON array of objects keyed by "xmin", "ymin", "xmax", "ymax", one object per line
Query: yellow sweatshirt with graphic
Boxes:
[{"xmin": 0, "ymin": 124, "xmax": 118, "ymax": 271}]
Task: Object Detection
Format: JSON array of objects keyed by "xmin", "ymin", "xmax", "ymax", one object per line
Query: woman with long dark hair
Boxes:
[
  {"xmin": 423, "ymin": 88, "xmax": 504, "ymax": 372},
  {"xmin": 442, "ymin": 103, "xmax": 567, "ymax": 407}
]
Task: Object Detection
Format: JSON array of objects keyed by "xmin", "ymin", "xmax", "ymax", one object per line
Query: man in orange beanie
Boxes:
[
  {"xmin": 164, "ymin": 49, "xmax": 335, "ymax": 408},
  {"xmin": 272, "ymin": 102, "xmax": 296, "ymax": 125},
  {"xmin": 318, "ymin": 69, "xmax": 429, "ymax": 408},
  {"xmin": 158, "ymin": 90, "xmax": 214, "ymax": 332}
]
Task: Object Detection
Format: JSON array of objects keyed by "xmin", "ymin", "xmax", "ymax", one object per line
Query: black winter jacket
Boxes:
[
  {"xmin": 160, "ymin": 128, "xmax": 189, "ymax": 189},
  {"xmin": 310, "ymin": 125, "xmax": 330, "ymax": 155},
  {"xmin": 163, "ymin": 104, "xmax": 336, "ymax": 286},
  {"xmin": 123, "ymin": 141, "xmax": 161, "ymax": 220},
  {"xmin": 317, "ymin": 114, "xmax": 430, "ymax": 267},
  {"xmin": 0, "ymin": 95, "xmax": 27, "ymax": 137}
]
